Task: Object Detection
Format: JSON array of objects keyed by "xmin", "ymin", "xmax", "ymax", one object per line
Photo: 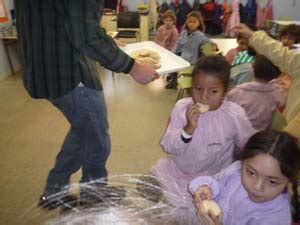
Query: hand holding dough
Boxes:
[
  {"xmin": 202, "ymin": 200, "xmax": 221, "ymax": 216},
  {"xmin": 196, "ymin": 103, "xmax": 210, "ymax": 113}
]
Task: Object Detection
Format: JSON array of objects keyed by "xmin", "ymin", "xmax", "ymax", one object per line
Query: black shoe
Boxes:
[
  {"xmin": 38, "ymin": 193, "xmax": 78, "ymax": 210},
  {"xmin": 79, "ymin": 185, "xmax": 126, "ymax": 207},
  {"xmin": 165, "ymin": 74, "xmax": 172, "ymax": 82}
]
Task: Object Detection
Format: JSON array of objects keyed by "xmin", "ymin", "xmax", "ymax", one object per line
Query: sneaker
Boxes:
[{"xmin": 38, "ymin": 193, "xmax": 78, "ymax": 210}]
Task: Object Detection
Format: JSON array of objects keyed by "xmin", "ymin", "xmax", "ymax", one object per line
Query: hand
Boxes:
[
  {"xmin": 196, "ymin": 201, "xmax": 223, "ymax": 225},
  {"xmin": 194, "ymin": 185, "xmax": 212, "ymax": 204},
  {"xmin": 232, "ymin": 24, "xmax": 254, "ymax": 39},
  {"xmin": 129, "ymin": 61, "xmax": 159, "ymax": 85},
  {"xmin": 183, "ymin": 103, "xmax": 202, "ymax": 135},
  {"xmin": 113, "ymin": 38, "xmax": 127, "ymax": 47}
]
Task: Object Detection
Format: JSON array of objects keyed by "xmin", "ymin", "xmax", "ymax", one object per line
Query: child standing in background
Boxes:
[
  {"xmin": 227, "ymin": 54, "xmax": 286, "ymax": 131},
  {"xmin": 190, "ymin": 129, "xmax": 299, "ymax": 225},
  {"xmin": 166, "ymin": 11, "xmax": 210, "ymax": 89},
  {"xmin": 154, "ymin": 10, "xmax": 179, "ymax": 51},
  {"xmin": 150, "ymin": 56, "xmax": 255, "ymax": 220},
  {"xmin": 225, "ymin": 35, "xmax": 249, "ymax": 65}
]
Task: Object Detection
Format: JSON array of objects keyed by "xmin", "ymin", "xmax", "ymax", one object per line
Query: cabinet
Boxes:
[
  {"xmin": 101, "ymin": 15, "xmax": 117, "ymax": 32},
  {"xmin": 139, "ymin": 15, "xmax": 149, "ymax": 41},
  {"xmin": 101, "ymin": 13, "xmax": 149, "ymax": 41}
]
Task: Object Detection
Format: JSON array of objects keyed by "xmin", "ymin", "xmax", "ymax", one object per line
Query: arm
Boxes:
[
  {"xmin": 172, "ymin": 31, "xmax": 185, "ymax": 54},
  {"xmin": 154, "ymin": 26, "xmax": 163, "ymax": 44},
  {"xmin": 160, "ymin": 103, "xmax": 191, "ymax": 155},
  {"xmin": 65, "ymin": 0, "xmax": 159, "ymax": 84},
  {"xmin": 65, "ymin": 0, "xmax": 133, "ymax": 73},
  {"xmin": 250, "ymin": 31, "xmax": 300, "ymax": 79},
  {"xmin": 246, "ymin": 213, "xmax": 291, "ymax": 225},
  {"xmin": 169, "ymin": 28, "xmax": 179, "ymax": 50},
  {"xmin": 233, "ymin": 24, "xmax": 300, "ymax": 79},
  {"xmin": 189, "ymin": 161, "xmax": 241, "ymax": 199},
  {"xmin": 269, "ymin": 81, "xmax": 286, "ymax": 109}
]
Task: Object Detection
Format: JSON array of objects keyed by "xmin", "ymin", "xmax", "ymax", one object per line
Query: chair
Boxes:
[
  {"xmin": 176, "ymin": 66, "xmax": 194, "ymax": 100},
  {"xmin": 116, "ymin": 12, "xmax": 140, "ymax": 43}
]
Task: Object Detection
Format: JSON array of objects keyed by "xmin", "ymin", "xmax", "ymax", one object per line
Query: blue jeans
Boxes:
[{"xmin": 44, "ymin": 84, "xmax": 111, "ymax": 194}]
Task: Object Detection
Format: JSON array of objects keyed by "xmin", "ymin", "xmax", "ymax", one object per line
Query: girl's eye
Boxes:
[
  {"xmin": 193, "ymin": 86, "xmax": 201, "ymax": 91},
  {"xmin": 269, "ymin": 180, "xmax": 279, "ymax": 186},
  {"xmin": 211, "ymin": 89, "xmax": 218, "ymax": 94},
  {"xmin": 246, "ymin": 169, "xmax": 255, "ymax": 176}
]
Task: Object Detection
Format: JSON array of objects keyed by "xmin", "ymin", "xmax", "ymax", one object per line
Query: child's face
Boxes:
[
  {"xmin": 237, "ymin": 38, "xmax": 249, "ymax": 51},
  {"xmin": 163, "ymin": 17, "xmax": 174, "ymax": 29},
  {"xmin": 280, "ymin": 35, "xmax": 296, "ymax": 48},
  {"xmin": 186, "ymin": 16, "xmax": 200, "ymax": 32},
  {"xmin": 241, "ymin": 153, "xmax": 289, "ymax": 203},
  {"xmin": 192, "ymin": 73, "xmax": 225, "ymax": 111}
]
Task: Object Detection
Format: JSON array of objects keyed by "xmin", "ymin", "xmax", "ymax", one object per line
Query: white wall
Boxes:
[
  {"xmin": 273, "ymin": 0, "xmax": 300, "ymax": 20},
  {"xmin": 125, "ymin": 0, "xmax": 300, "ymax": 20}
]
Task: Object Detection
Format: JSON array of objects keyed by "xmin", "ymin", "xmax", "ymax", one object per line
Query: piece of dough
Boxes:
[
  {"xmin": 136, "ymin": 56, "xmax": 159, "ymax": 65},
  {"xmin": 130, "ymin": 49, "xmax": 161, "ymax": 68},
  {"xmin": 196, "ymin": 103, "xmax": 210, "ymax": 113},
  {"xmin": 139, "ymin": 49, "xmax": 149, "ymax": 57},
  {"xmin": 202, "ymin": 200, "xmax": 221, "ymax": 216},
  {"xmin": 149, "ymin": 51, "xmax": 161, "ymax": 60}
]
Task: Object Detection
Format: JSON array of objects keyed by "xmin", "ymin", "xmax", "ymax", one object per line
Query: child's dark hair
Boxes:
[
  {"xmin": 238, "ymin": 130, "xmax": 299, "ymax": 219},
  {"xmin": 254, "ymin": 54, "xmax": 281, "ymax": 81},
  {"xmin": 186, "ymin": 11, "xmax": 204, "ymax": 31},
  {"xmin": 279, "ymin": 24, "xmax": 300, "ymax": 43},
  {"xmin": 191, "ymin": 55, "xmax": 231, "ymax": 92},
  {"xmin": 162, "ymin": 10, "xmax": 176, "ymax": 22}
]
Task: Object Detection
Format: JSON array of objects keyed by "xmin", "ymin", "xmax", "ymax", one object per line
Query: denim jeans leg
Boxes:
[
  {"xmin": 44, "ymin": 85, "xmax": 111, "ymax": 194},
  {"xmin": 78, "ymin": 87, "xmax": 111, "ymax": 183}
]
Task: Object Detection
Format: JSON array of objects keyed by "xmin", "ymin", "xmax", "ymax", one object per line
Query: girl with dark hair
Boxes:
[{"xmin": 190, "ymin": 129, "xmax": 299, "ymax": 225}]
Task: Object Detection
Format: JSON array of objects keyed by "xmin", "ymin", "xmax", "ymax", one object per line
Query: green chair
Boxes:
[{"xmin": 176, "ymin": 66, "xmax": 193, "ymax": 100}]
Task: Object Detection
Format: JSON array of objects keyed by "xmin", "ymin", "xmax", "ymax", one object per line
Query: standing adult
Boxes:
[
  {"xmin": 233, "ymin": 24, "xmax": 300, "ymax": 139},
  {"xmin": 15, "ymin": 0, "xmax": 159, "ymax": 209}
]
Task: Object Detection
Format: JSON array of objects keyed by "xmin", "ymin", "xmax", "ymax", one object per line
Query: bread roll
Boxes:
[
  {"xmin": 196, "ymin": 103, "xmax": 210, "ymax": 113},
  {"xmin": 202, "ymin": 200, "xmax": 221, "ymax": 216}
]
